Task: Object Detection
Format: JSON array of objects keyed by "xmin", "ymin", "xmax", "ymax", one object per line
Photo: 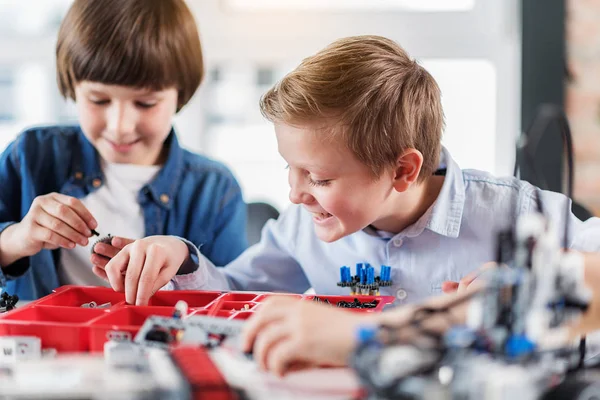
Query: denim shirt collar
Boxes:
[
  {"xmin": 399, "ymin": 146, "xmax": 466, "ymax": 239},
  {"xmin": 63, "ymin": 127, "xmax": 183, "ymax": 210},
  {"xmin": 143, "ymin": 130, "xmax": 184, "ymax": 210}
]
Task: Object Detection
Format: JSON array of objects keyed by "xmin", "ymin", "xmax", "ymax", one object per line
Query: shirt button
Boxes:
[
  {"xmin": 74, "ymin": 172, "xmax": 83, "ymax": 180},
  {"xmin": 160, "ymin": 194, "xmax": 170, "ymax": 204},
  {"xmin": 393, "ymin": 238, "xmax": 403, "ymax": 247},
  {"xmin": 92, "ymin": 178, "xmax": 102, "ymax": 188},
  {"xmin": 396, "ymin": 289, "xmax": 408, "ymax": 300}
]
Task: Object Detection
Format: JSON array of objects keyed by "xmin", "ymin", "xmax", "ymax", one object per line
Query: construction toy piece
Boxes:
[
  {"xmin": 337, "ymin": 298, "xmax": 378, "ymax": 309},
  {"xmin": 313, "ymin": 296, "xmax": 379, "ymax": 309},
  {"xmin": 91, "ymin": 234, "xmax": 113, "ymax": 255},
  {"xmin": 312, "ymin": 296, "xmax": 331, "ymax": 305},
  {"xmin": 171, "ymin": 345, "xmax": 240, "ymax": 400},
  {"xmin": 145, "ymin": 325, "xmax": 173, "ymax": 344},
  {"xmin": 0, "ymin": 337, "xmax": 42, "ymax": 363},
  {"xmin": 0, "ymin": 292, "xmax": 19, "ymax": 312},
  {"xmin": 337, "ymin": 263, "xmax": 393, "ymax": 295},
  {"xmin": 81, "ymin": 301, "xmax": 111, "ymax": 309},
  {"xmin": 173, "ymin": 300, "xmax": 188, "ymax": 319}
]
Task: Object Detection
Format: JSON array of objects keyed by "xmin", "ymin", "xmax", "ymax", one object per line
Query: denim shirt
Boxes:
[{"xmin": 0, "ymin": 126, "xmax": 248, "ymax": 299}]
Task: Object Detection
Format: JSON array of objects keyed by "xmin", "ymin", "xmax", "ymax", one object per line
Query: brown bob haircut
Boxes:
[
  {"xmin": 56, "ymin": 0, "xmax": 203, "ymax": 111},
  {"xmin": 260, "ymin": 35, "xmax": 444, "ymax": 181}
]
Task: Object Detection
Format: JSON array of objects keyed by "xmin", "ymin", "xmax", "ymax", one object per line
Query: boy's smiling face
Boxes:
[
  {"xmin": 75, "ymin": 81, "xmax": 178, "ymax": 165},
  {"xmin": 276, "ymin": 122, "xmax": 400, "ymax": 243}
]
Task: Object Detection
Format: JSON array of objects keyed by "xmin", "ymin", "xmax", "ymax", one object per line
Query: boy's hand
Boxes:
[
  {"xmin": 241, "ymin": 296, "xmax": 374, "ymax": 376},
  {"xmin": 441, "ymin": 262, "xmax": 496, "ymax": 294},
  {"xmin": 90, "ymin": 236, "xmax": 135, "ymax": 279},
  {"xmin": 102, "ymin": 236, "xmax": 189, "ymax": 305},
  {"xmin": 2, "ymin": 193, "xmax": 97, "ymax": 263}
]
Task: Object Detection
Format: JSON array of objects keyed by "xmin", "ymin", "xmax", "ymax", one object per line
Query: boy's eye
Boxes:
[
  {"xmin": 90, "ymin": 99, "xmax": 109, "ymax": 105},
  {"xmin": 308, "ymin": 177, "xmax": 331, "ymax": 187},
  {"xmin": 136, "ymin": 101, "xmax": 157, "ymax": 109}
]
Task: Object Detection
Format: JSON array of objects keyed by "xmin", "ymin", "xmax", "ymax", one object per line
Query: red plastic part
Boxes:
[
  {"xmin": 88, "ymin": 306, "xmax": 176, "ymax": 352},
  {"xmin": 0, "ymin": 306, "xmax": 106, "ymax": 352},
  {"xmin": 253, "ymin": 293, "xmax": 303, "ymax": 302},
  {"xmin": 36, "ymin": 286, "xmax": 126, "ymax": 307},
  {"xmin": 0, "ymin": 285, "xmax": 395, "ymax": 353},
  {"xmin": 216, "ymin": 292, "xmax": 258, "ymax": 302},
  {"xmin": 146, "ymin": 290, "xmax": 222, "ymax": 308},
  {"xmin": 171, "ymin": 345, "xmax": 239, "ymax": 400},
  {"xmin": 304, "ymin": 294, "xmax": 392, "ymax": 309}
]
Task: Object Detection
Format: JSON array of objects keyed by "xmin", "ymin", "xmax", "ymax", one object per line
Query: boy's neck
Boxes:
[{"xmin": 369, "ymin": 175, "xmax": 445, "ymax": 234}]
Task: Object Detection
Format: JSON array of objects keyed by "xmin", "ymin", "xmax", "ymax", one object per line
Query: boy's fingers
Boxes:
[
  {"xmin": 112, "ymin": 237, "xmax": 135, "ymax": 249},
  {"xmin": 252, "ymin": 322, "xmax": 290, "ymax": 371},
  {"xmin": 441, "ymin": 281, "xmax": 459, "ymax": 294},
  {"xmin": 150, "ymin": 268, "xmax": 176, "ymax": 299},
  {"xmin": 90, "ymin": 253, "xmax": 109, "ymax": 268},
  {"xmin": 124, "ymin": 245, "xmax": 146, "ymax": 305},
  {"xmin": 92, "ymin": 265, "xmax": 109, "ymax": 281},
  {"xmin": 458, "ymin": 264, "xmax": 497, "ymax": 292},
  {"xmin": 268, "ymin": 339, "xmax": 301, "ymax": 377},
  {"xmin": 105, "ymin": 250, "xmax": 129, "ymax": 292},
  {"xmin": 241, "ymin": 298, "xmax": 295, "ymax": 352},
  {"xmin": 44, "ymin": 197, "xmax": 92, "ymax": 236},
  {"xmin": 37, "ymin": 210, "xmax": 88, "ymax": 246},
  {"xmin": 93, "ymin": 242, "xmax": 120, "ymax": 259},
  {"xmin": 32, "ymin": 222, "xmax": 76, "ymax": 249},
  {"xmin": 52, "ymin": 193, "xmax": 97, "ymax": 230},
  {"xmin": 135, "ymin": 245, "xmax": 165, "ymax": 305}
]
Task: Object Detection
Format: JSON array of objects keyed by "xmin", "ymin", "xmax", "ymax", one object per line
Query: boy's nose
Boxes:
[
  {"xmin": 107, "ymin": 104, "xmax": 136, "ymax": 137},
  {"xmin": 289, "ymin": 186, "xmax": 314, "ymax": 205},
  {"xmin": 288, "ymin": 169, "xmax": 315, "ymax": 205}
]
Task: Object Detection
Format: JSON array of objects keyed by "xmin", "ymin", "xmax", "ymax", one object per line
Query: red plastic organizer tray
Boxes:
[{"xmin": 0, "ymin": 285, "xmax": 394, "ymax": 353}]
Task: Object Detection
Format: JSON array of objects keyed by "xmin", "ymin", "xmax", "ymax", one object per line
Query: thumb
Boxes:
[
  {"xmin": 111, "ymin": 237, "xmax": 135, "ymax": 249},
  {"xmin": 441, "ymin": 281, "xmax": 460, "ymax": 294}
]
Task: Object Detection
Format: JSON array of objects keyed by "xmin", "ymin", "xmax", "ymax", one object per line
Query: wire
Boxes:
[{"xmin": 518, "ymin": 104, "xmax": 575, "ymax": 249}]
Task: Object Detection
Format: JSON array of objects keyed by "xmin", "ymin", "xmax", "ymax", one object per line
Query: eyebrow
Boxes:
[
  {"xmin": 295, "ymin": 163, "xmax": 335, "ymax": 175},
  {"xmin": 86, "ymin": 89, "xmax": 161, "ymax": 99},
  {"xmin": 87, "ymin": 90, "xmax": 108, "ymax": 97}
]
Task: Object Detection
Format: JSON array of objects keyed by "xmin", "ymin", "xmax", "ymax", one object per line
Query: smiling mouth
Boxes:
[
  {"xmin": 106, "ymin": 138, "xmax": 141, "ymax": 152},
  {"xmin": 312, "ymin": 212, "xmax": 333, "ymax": 221}
]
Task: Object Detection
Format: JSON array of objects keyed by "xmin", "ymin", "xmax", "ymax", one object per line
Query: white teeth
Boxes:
[{"xmin": 313, "ymin": 212, "xmax": 331, "ymax": 219}]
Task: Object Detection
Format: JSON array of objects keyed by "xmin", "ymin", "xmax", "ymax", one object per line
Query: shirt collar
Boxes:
[
  {"xmin": 399, "ymin": 146, "xmax": 466, "ymax": 239},
  {"xmin": 424, "ymin": 146, "xmax": 465, "ymax": 238},
  {"xmin": 71, "ymin": 127, "xmax": 103, "ymax": 187},
  {"xmin": 67, "ymin": 127, "xmax": 183, "ymax": 210},
  {"xmin": 143, "ymin": 130, "xmax": 184, "ymax": 210}
]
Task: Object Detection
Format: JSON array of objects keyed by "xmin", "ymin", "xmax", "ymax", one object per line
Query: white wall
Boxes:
[{"xmin": 0, "ymin": 0, "xmax": 521, "ymax": 211}]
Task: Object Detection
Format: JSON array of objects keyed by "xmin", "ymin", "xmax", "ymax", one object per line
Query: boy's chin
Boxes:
[{"xmin": 314, "ymin": 225, "xmax": 347, "ymax": 243}]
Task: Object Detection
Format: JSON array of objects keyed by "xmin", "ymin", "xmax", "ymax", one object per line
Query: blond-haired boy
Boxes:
[{"xmin": 98, "ymin": 35, "xmax": 600, "ymax": 306}]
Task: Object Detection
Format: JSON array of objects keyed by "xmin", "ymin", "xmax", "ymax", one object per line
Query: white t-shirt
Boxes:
[{"xmin": 58, "ymin": 161, "xmax": 161, "ymax": 286}]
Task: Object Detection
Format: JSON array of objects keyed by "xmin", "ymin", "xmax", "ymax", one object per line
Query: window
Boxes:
[
  {"xmin": 424, "ymin": 59, "xmax": 497, "ymax": 172},
  {"xmin": 0, "ymin": 0, "xmax": 520, "ymax": 214},
  {"xmin": 188, "ymin": 0, "xmax": 520, "ymax": 210},
  {"xmin": 0, "ymin": 71, "xmax": 15, "ymax": 122},
  {"xmin": 224, "ymin": 0, "xmax": 475, "ymax": 12}
]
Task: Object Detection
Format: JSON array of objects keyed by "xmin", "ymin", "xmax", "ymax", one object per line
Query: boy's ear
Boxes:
[{"xmin": 392, "ymin": 149, "xmax": 424, "ymax": 192}]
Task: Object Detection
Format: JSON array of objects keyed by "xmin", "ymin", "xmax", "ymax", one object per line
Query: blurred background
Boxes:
[{"xmin": 0, "ymin": 0, "xmax": 593, "ymax": 217}]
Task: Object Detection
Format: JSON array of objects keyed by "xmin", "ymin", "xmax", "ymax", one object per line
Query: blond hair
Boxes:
[
  {"xmin": 260, "ymin": 35, "xmax": 444, "ymax": 180},
  {"xmin": 56, "ymin": 0, "xmax": 203, "ymax": 111}
]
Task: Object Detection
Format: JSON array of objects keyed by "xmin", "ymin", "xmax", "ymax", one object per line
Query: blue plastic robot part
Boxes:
[
  {"xmin": 504, "ymin": 334, "xmax": 536, "ymax": 358},
  {"xmin": 337, "ymin": 262, "xmax": 394, "ymax": 295},
  {"xmin": 367, "ymin": 266, "xmax": 375, "ymax": 284},
  {"xmin": 356, "ymin": 325, "xmax": 378, "ymax": 344}
]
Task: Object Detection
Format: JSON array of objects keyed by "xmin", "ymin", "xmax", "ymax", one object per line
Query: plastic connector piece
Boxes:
[
  {"xmin": 356, "ymin": 325, "xmax": 378, "ymax": 344},
  {"xmin": 505, "ymin": 334, "xmax": 536, "ymax": 358}
]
